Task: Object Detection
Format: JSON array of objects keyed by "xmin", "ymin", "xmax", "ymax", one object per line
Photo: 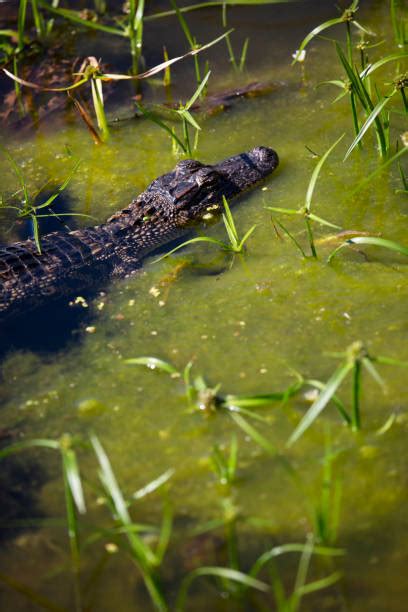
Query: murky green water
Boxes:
[{"xmin": 0, "ymin": 0, "xmax": 407, "ymax": 610}]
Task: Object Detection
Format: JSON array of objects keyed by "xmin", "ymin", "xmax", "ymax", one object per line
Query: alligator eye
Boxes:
[
  {"xmin": 195, "ymin": 168, "xmax": 218, "ymax": 186},
  {"xmin": 170, "ymin": 181, "xmax": 199, "ymax": 202}
]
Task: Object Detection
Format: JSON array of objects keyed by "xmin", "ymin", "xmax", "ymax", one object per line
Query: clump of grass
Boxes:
[
  {"xmin": 124, "ymin": 355, "xmax": 302, "ymax": 462},
  {"xmin": 90, "ymin": 434, "xmax": 172, "ymax": 611},
  {"xmin": 155, "ymin": 195, "xmax": 257, "ymax": 263},
  {"xmin": 221, "ymin": 3, "xmax": 249, "ymax": 72},
  {"xmin": 3, "ymin": 32, "xmax": 229, "ymax": 143},
  {"xmin": 0, "ymin": 434, "xmax": 86, "ymax": 610},
  {"xmin": 0, "ymin": 148, "xmax": 86, "ymax": 253},
  {"xmin": 138, "ymin": 71, "xmax": 212, "ymax": 155},
  {"xmin": 0, "ymin": 433, "xmax": 174, "ymax": 611},
  {"xmin": 288, "ymin": 341, "xmax": 408, "ymax": 446},
  {"xmin": 293, "ymin": 0, "xmax": 407, "ymax": 159},
  {"xmin": 267, "ymin": 135, "xmax": 344, "ymax": 258}
]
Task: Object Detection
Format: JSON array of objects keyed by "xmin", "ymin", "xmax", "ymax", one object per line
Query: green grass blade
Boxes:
[
  {"xmin": 350, "ymin": 145, "xmax": 408, "ymax": 194},
  {"xmin": 136, "ymin": 103, "xmax": 187, "ymax": 153},
  {"xmin": 155, "ymin": 500, "xmax": 173, "ymax": 564},
  {"xmin": 265, "ymin": 206, "xmax": 300, "ymax": 215},
  {"xmin": 0, "ymin": 146, "xmax": 29, "ymax": 207},
  {"xmin": 272, "ymin": 218, "xmax": 308, "ymax": 257},
  {"xmin": 90, "ymin": 434, "xmax": 157, "ymax": 569},
  {"xmin": 328, "ymin": 236, "xmax": 408, "ymax": 262},
  {"xmin": 176, "ymin": 566, "xmax": 268, "ymax": 611},
  {"xmin": 374, "ymin": 355, "xmax": 408, "ymax": 367},
  {"xmin": 306, "ymin": 379, "xmax": 351, "ymax": 425},
  {"xmin": 222, "ymin": 195, "xmax": 239, "ymax": 243},
  {"xmin": 344, "ymin": 90, "xmax": 396, "ymax": 160},
  {"xmin": 361, "ymin": 357, "xmax": 385, "ymax": 390},
  {"xmin": 170, "ymin": 0, "xmax": 195, "ymax": 47},
  {"xmin": 35, "ymin": 159, "xmax": 82, "ymax": 210},
  {"xmin": 132, "ymin": 469, "xmax": 175, "ymax": 500},
  {"xmin": 348, "ymin": 236, "xmax": 408, "ymax": 256},
  {"xmin": 288, "ymin": 361, "xmax": 354, "ymax": 446},
  {"xmin": 335, "ymin": 42, "xmax": 368, "ymax": 109},
  {"xmin": 0, "ymin": 438, "xmax": 59, "ymax": 460},
  {"xmin": 229, "ymin": 412, "xmax": 278, "ymax": 455},
  {"xmin": 238, "ymin": 224, "xmax": 257, "ymax": 250},
  {"xmin": 250, "ymin": 543, "xmax": 344, "ymax": 580},
  {"xmin": 305, "ymin": 134, "xmax": 345, "ymax": 212},
  {"xmin": 125, "ymin": 357, "xmax": 179, "ymax": 375},
  {"xmin": 296, "ymin": 571, "xmax": 342, "ymax": 596},
  {"xmin": 178, "ymin": 109, "xmax": 201, "ymax": 130},
  {"xmin": 37, "ymin": 2, "xmax": 125, "ymax": 36},
  {"xmin": 61, "ymin": 448, "xmax": 86, "ymax": 514},
  {"xmin": 362, "ymin": 52, "xmax": 408, "ymax": 77},
  {"xmin": 17, "ymin": 0, "xmax": 28, "ymax": 50},
  {"xmin": 225, "ymin": 405, "xmax": 272, "ymax": 424},
  {"xmin": 185, "ymin": 70, "xmax": 211, "ymax": 109},
  {"xmin": 292, "ymin": 17, "xmax": 345, "ymax": 65},
  {"xmin": 31, "ymin": 215, "xmax": 41, "ymax": 254},
  {"xmin": 153, "ymin": 236, "xmax": 226, "ymax": 263},
  {"xmin": 307, "ymin": 213, "xmax": 342, "ymax": 229}
]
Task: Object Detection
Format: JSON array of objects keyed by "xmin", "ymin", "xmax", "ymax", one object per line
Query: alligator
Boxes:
[{"xmin": 0, "ymin": 146, "xmax": 279, "ymax": 319}]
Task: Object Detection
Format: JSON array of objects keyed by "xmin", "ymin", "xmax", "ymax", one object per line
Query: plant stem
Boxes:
[
  {"xmin": 351, "ymin": 360, "xmax": 361, "ymax": 431},
  {"xmin": 305, "ymin": 216, "xmax": 317, "ymax": 258}
]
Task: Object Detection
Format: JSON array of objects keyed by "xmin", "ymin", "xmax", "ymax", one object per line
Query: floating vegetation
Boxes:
[{"xmin": 0, "ymin": 0, "xmax": 407, "ymax": 610}]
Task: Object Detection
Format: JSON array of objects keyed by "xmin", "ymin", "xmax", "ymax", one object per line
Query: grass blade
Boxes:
[
  {"xmin": 292, "ymin": 17, "xmax": 345, "ymax": 65},
  {"xmin": 132, "ymin": 469, "xmax": 175, "ymax": 500},
  {"xmin": 350, "ymin": 145, "xmax": 408, "ymax": 194},
  {"xmin": 344, "ymin": 91, "xmax": 396, "ymax": 160},
  {"xmin": 176, "ymin": 566, "xmax": 268, "ymax": 611},
  {"xmin": 305, "ymin": 134, "xmax": 344, "ymax": 212},
  {"xmin": 288, "ymin": 361, "xmax": 354, "ymax": 446},
  {"xmin": 229, "ymin": 412, "xmax": 278, "ymax": 455},
  {"xmin": 125, "ymin": 356, "xmax": 179, "ymax": 375},
  {"xmin": 61, "ymin": 447, "xmax": 86, "ymax": 514}
]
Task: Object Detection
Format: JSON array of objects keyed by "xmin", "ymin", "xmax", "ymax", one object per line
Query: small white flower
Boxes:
[{"xmin": 292, "ymin": 49, "xmax": 306, "ymax": 63}]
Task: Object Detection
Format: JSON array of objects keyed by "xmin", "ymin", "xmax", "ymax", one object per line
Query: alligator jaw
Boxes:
[{"xmin": 215, "ymin": 146, "xmax": 279, "ymax": 196}]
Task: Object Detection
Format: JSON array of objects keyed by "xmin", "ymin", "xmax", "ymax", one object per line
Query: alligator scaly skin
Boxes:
[{"xmin": 0, "ymin": 147, "xmax": 279, "ymax": 318}]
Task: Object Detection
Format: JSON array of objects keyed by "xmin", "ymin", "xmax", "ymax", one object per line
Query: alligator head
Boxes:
[{"xmin": 139, "ymin": 146, "xmax": 279, "ymax": 227}]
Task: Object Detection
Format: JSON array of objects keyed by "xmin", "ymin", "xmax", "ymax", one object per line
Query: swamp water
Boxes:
[{"xmin": 0, "ymin": 0, "xmax": 407, "ymax": 610}]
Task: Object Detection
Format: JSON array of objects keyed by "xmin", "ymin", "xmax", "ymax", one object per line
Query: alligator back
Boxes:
[{"xmin": 0, "ymin": 227, "xmax": 117, "ymax": 316}]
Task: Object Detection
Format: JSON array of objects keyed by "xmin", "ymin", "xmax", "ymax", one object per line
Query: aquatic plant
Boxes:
[
  {"xmin": 124, "ymin": 355, "xmax": 302, "ymax": 458},
  {"xmin": 293, "ymin": 0, "xmax": 407, "ymax": 159},
  {"xmin": 288, "ymin": 341, "xmax": 408, "ymax": 446},
  {"xmin": 155, "ymin": 195, "xmax": 258, "ymax": 262},
  {"xmin": 222, "ymin": 3, "xmax": 249, "ymax": 72},
  {"xmin": 138, "ymin": 70, "xmax": 212, "ymax": 155},
  {"xmin": 3, "ymin": 32, "xmax": 229, "ymax": 142},
  {"xmin": 0, "ymin": 435, "xmax": 86, "ymax": 610},
  {"xmin": 313, "ymin": 433, "xmax": 342, "ymax": 546},
  {"xmin": 267, "ymin": 135, "xmax": 344, "ymax": 258},
  {"xmin": 0, "ymin": 148, "xmax": 85, "ymax": 252},
  {"xmin": 327, "ymin": 235, "xmax": 408, "ymax": 263},
  {"xmin": 0, "ymin": 433, "xmax": 174, "ymax": 611}
]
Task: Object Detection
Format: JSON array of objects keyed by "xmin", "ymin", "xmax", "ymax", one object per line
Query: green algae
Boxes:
[{"xmin": 0, "ymin": 0, "xmax": 407, "ymax": 609}]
